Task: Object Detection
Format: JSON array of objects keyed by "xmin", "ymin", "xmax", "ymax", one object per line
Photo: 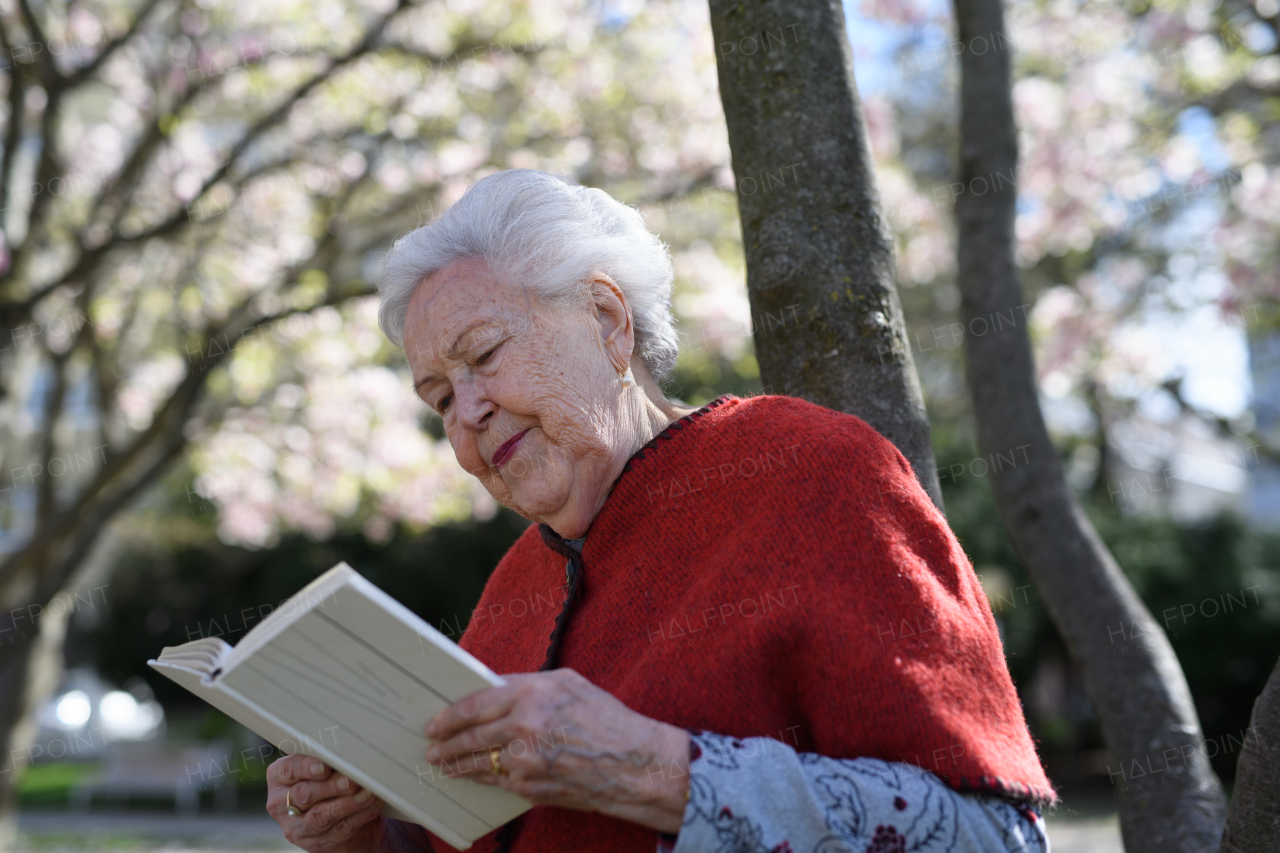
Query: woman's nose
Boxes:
[{"xmin": 452, "ymin": 380, "xmax": 496, "ymax": 431}]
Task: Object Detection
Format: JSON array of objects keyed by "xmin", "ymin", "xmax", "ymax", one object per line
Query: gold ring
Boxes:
[
  {"xmin": 286, "ymin": 790, "xmax": 303, "ymax": 817},
  {"xmin": 489, "ymin": 745, "xmax": 508, "ymax": 778}
]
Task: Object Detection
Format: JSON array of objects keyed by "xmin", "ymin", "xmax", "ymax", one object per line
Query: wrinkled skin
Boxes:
[
  {"xmin": 404, "ymin": 257, "xmax": 690, "ymax": 539},
  {"xmin": 267, "ymin": 259, "xmax": 693, "ymax": 851},
  {"xmin": 265, "ymin": 756, "xmax": 387, "ymax": 852},
  {"xmin": 420, "ymin": 670, "xmax": 691, "ymax": 829}
]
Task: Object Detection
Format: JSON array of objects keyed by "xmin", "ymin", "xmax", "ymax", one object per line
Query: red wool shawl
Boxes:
[{"xmin": 426, "ymin": 394, "xmax": 1054, "ymax": 853}]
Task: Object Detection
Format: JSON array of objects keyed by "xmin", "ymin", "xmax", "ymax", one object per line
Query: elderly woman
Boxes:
[{"xmin": 265, "ymin": 169, "xmax": 1055, "ymax": 853}]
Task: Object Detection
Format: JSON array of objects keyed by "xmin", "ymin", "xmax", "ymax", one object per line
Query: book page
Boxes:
[{"xmin": 154, "ymin": 637, "xmax": 232, "ymax": 675}]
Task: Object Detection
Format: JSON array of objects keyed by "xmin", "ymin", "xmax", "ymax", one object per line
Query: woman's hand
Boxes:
[
  {"xmin": 423, "ymin": 668, "xmax": 690, "ymax": 834},
  {"xmin": 266, "ymin": 754, "xmax": 387, "ymax": 852}
]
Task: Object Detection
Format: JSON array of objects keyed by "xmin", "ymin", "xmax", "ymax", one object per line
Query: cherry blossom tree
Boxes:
[{"xmin": 0, "ymin": 0, "xmax": 739, "ymax": 833}]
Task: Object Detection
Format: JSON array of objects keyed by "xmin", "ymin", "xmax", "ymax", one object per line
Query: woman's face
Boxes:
[{"xmin": 402, "ymin": 257, "xmax": 635, "ymax": 534}]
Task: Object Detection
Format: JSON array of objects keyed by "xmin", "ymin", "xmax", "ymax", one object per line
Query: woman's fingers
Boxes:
[
  {"xmin": 424, "ymin": 672, "xmax": 571, "ymax": 777},
  {"xmin": 327, "ymin": 797, "xmax": 386, "ymax": 843},
  {"xmin": 268, "ymin": 754, "xmax": 332, "ymax": 788},
  {"xmin": 425, "ymin": 682, "xmax": 520, "ymax": 742},
  {"xmin": 265, "ymin": 755, "xmax": 386, "ymax": 852},
  {"xmin": 424, "ymin": 671, "xmax": 595, "ymax": 782},
  {"xmin": 290, "ymin": 772, "xmax": 363, "ymax": 810},
  {"xmin": 298, "ymin": 788, "xmax": 383, "ymax": 836},
  {"xmin": 266, "ymin": 756, "xmax": 333, "ymax": 826},
  {"xmin": 425, "ymin": 715, "xmax": 515, "ymax": 773}
]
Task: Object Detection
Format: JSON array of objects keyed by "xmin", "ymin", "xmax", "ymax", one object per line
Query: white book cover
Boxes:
[{"xmin": 148, "ymin": 563, "xmax": 531, "ymax": 850}]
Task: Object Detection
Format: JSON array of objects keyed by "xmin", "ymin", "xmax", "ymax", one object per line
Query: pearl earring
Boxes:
[{"xmin": 619, "ymin": 367, "xmax": 636, "ymax": 388}]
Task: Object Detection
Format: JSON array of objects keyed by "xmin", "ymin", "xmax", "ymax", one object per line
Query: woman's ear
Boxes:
[{"xmin": 588, "ymin": 274, "xmax": 635, "ymax": 374}]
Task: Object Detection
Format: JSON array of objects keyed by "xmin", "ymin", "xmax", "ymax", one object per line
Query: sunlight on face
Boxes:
[{"xmin": 402, "ymin": 258, "xmax": 630, "ymax": 531}]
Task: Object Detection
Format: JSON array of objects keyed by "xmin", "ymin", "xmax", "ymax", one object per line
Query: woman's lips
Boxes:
[{"xmin": 492, "ymin": 429, "xmax": 529, "ymax": 468}]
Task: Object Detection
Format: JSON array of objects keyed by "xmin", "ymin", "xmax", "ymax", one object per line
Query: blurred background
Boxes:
[{"xmin": 0, "ymin": 0, "xmax": 1277, "ymax": 849}]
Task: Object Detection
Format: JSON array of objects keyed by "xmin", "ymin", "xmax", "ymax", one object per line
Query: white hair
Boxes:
[{"xmin": 377, "ymin": 169, "xmax": 680, "ymax": 382}]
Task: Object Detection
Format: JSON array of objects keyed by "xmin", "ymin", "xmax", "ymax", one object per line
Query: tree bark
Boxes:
[
  {"xmin": 950, "ymin": 0, "xmax": 1228, "ymax": 849},
  {"xmin": 0, "ymin": 588, "xmax": 71, "ymax": 852},
  {"xmin": 1220, "ymin": 656, "xmax": 1280, "ymax": 852},
  {"xmin": 0, "ymin": 630, "xmax": 37, "ymax": 851},
  {"xmin": 706, "ymin": 0, "xmax": 943, "ymax": 510}
]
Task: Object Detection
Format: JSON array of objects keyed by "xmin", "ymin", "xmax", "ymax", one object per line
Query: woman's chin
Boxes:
[{"xmin": 502, "ymin": 483, "xmax": 572, "ymax": 526}]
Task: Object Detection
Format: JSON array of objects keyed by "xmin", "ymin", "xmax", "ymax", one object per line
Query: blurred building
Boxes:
[
  {"xmin": 1245, "ymin": 333, "xmax": 1280, "ymax": 525},
  {"xmin": 1107, "ymin": 412, "xmax": 1252, "ymax": 522},
  {"xmin": 1101, "ymin": 331, "xmax": 1278, "ymax": 525}
]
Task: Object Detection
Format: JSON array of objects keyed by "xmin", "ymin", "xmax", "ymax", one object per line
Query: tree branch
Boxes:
[
  {"xmin": 17, "ymin": 85, "xmax": 64, "ymax": 266},
  {"xmin": 64, "ymin": 0, "xmax": 168, "ymax": 88},
  {"xmin": 0, "ymin": 21, "xmax": 28, "ymax": 237},
  {"xmin": 170, "ymin": 0, "xmax": 412, "ymax": 241},
  {"xmin": 0, "ymin": 234, "xmax": 378, "ymax": 591},
  {"xmin": 14, "ymin": 0, "xmax": 54, "ymax": 83},
  {"xmin": 0, "ymin": 0, "xmax": 410, "ymax": 322},
  {"xmin": 31, "ymin": 428, "xmax": 188, "ymax": 609},
  {"xmin": 35, "ymin": 345, "xmax": 70, "ymax": 519}
]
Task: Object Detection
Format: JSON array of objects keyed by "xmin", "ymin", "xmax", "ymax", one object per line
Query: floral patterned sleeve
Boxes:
[{"xmin": 656, "ymin": 730, "xmax": 1049, "ymax": 853}]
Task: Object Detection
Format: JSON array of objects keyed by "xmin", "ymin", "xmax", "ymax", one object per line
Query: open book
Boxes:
[{"xmin": 148, "ymin": 563, "xmax": 531, "ymax": 850}]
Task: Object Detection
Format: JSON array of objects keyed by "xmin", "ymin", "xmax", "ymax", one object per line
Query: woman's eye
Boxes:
[
  {"xmin": 437, "ymin": 394, "xmax": 452, "ymax": 413},
  {"xmin": 476, "ymin": 344, "xmax": 499, "ymax": 366}
]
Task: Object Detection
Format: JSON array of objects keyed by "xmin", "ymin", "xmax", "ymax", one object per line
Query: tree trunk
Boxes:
[
  {"xmin": 706, "ymin": 0, "xmax": 943, "ymax": 510},
  {"xmin": 0, "ymin": 429, "xmax": 184, "ymax": 841},
  {"xmin": 0, "ymin": 592, "xmax": 71, "ymax": 853},
  {"xmin": 1220, "ymin": 656, "xmax": 1280, "ymax": 852},
  {"xmin": 0, "ymin": 633, "xmax": 38, "ymax": 851},
  {"xmin": 950, "ymin": 0, "xmax": 1228, "ymax": 849}
]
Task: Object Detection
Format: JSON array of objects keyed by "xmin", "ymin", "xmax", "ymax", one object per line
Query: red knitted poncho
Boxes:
[{"xmin": 425, "ymin": 394, "xmax": 1054, "ymax": 853}]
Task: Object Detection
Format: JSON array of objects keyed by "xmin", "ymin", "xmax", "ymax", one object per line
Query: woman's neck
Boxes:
[
  {"xmin": 630, "ymin": 367, "xmax": 698, "ymax": 450},
  {"xmin": 546, "ymin": 367, "xmax": 698, "ymax": 540}
]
